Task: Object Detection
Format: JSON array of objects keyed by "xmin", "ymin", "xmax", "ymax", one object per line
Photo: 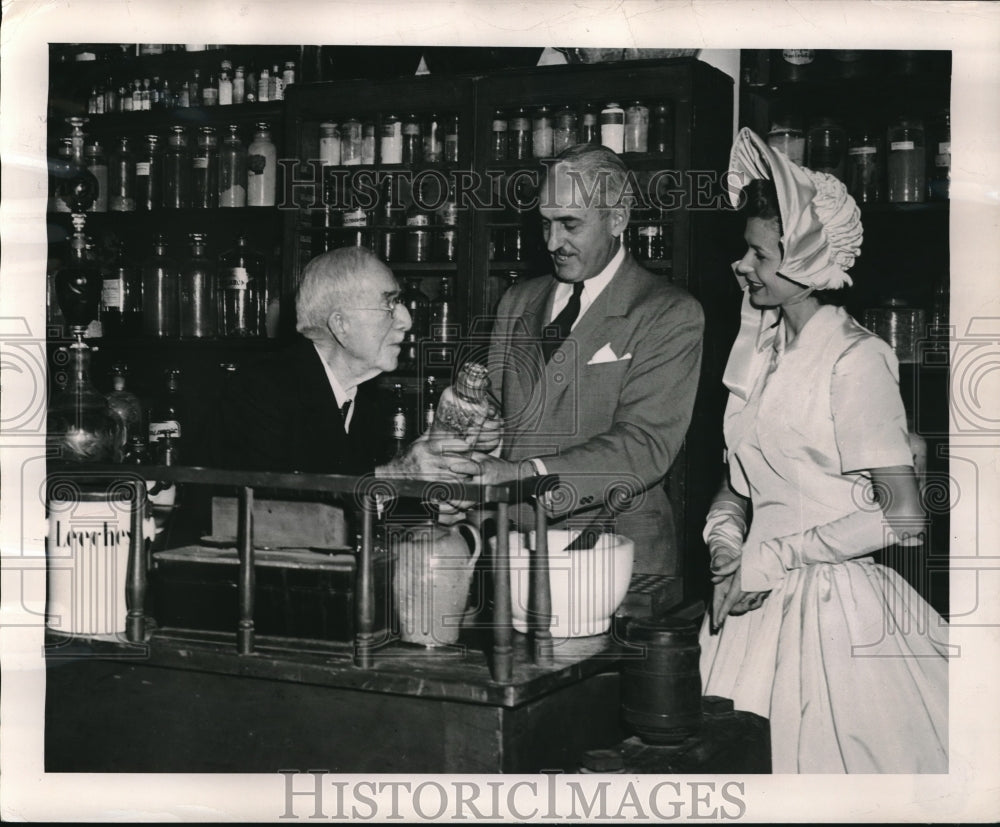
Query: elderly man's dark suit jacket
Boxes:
[
  {"xmin": 219, "ymin": 336, "xmax": 383, "ymax": 474},
  {"xmin": 489, "ymin": 253, "xmax": 704, "ymax": 575}
]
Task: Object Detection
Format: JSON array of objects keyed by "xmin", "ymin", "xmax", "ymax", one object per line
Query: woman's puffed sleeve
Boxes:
[{"xmin": 830, "ymin": 335, "xmax": 914, "ymax": 474}]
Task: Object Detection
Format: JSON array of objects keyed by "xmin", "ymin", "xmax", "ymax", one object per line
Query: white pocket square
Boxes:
[{"xmin": 587, "ymin": 344, "xmax": 632, "ymax": 365}]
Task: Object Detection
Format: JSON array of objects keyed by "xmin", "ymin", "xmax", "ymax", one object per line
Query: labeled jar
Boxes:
[
  {"xmin": 600, "ymin": 102, "xmax": 625, "ymax": 153},
  {"xmin": 402, "ymin": 114, "xmax": 422, "ymax": 164},
  {"xmin": 247, "ymin": 121, "xmax": 277, "ymax": 206},
  {"xmin": 490, "ymin": 109, "xmax": 508, "ymax": 161},
  {"xmin": 218, "ymin": 233, "xmax": 263, "ymax": 337},
  {"xmin": 142, "ymin": 235, "xmax": 180, "ymax": 337},
  {"xmin": 580, "ymin": 104, "xmax": 598, "ymax": 144},
  {"xmin": 846, "ymin": 128, "xmax": 881, "ymax": 204},
  {"xmin": 136, "ymin": 134, "xmax": 162, "ymax": 210},
  {"xmin": 162, "ymin": 125, "xmax": 191, "ymax": 209},
  {"xmin": 887, "ymin": 116, "xmax": 926, "ymax": 203},
  {"xmin": 444, "ymin": 114, "xmax": 459, "ymax": 163},
  {"xmin": 319, "ymin": 121, "xmax": 341, "ymax": 166},
  {"xmin": 218, "ymin": 124, "xmax": 247, "ymax": 207},
  {"xmin": 109, "ymin": 136, "xmax": 136, "ymax": 212},
  {"xmin": 380, "ymin": 114, "xmax": 402, "ymax": 164},
  {"xmin": 863, "ymin": 298, "xmax": 925, "ymax": 363},
  {"xmin": 192, "ymin": 126, "xmax": 219, "ymax": 209},
  {"xmin": 340, "ymin": 118, "xmax": 363, "ymax": 166},
  {"xmin": 532, "ymin": 105, "xmax": 554, "ymax": 159},
  {"xmin": 84, "ymin": 142, "xmax": 109, "ymax": 212},
  {"xmin": 807, "ymin": 116, "xmax": 846, "ymax": 181},
  {"xmin": 508, "ymin": 108, "xmax": 531, "ymax": 161},
  {"xmin": 624, "ymin": 101, "xmax": 649, "ymax": 153},
  {"xmin": 405, "ymin": 208, "xmax": 431, "ymax": 262},
  {"xmin": 552, "ymin": 106, "xmax": 577, "ymax": 155}
]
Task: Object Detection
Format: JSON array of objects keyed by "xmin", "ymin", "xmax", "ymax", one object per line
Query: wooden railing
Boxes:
[{"xmin": 47, "ymin": 465, "xmax": 558, "ymax": 684}]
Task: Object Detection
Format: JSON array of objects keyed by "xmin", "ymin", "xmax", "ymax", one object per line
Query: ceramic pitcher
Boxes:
[{"xmin": 391, "ymin": 520, "xmax": 482, "ymax": 647}]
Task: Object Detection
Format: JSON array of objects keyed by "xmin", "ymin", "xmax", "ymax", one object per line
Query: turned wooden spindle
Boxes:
[
  {"xmin": 532, "ymin": 499, "xmax": 553, "ymax": 666},
  {"xmin": 491, "ymin": 499, "xmax": 513, "ymax": 683},
  {"xmin": 236, "ymin": 486, "xmax": 255, "ymax": 654},
  {"xmin": 354, "ymin": 493, "xmax": 376, "ymax": 668},
  {"xmin": 125, "ymin": 477, "xmax": 147, "ymax": 643}
]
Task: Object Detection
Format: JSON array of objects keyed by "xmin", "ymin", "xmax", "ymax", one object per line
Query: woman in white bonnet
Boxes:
[{"xmin": 700, "ymin": 127, "xmax": 948, "ymax": 773}]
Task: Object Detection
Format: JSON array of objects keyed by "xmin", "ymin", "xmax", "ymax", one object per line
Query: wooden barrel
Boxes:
[{"xmin": 621, "ymin": 616, "xmax": 703, "ymax": 744}]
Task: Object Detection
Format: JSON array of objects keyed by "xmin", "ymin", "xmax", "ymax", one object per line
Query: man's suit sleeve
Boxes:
[{"xmin": 542, "ymin": 289, "xmax": 704, "ymax": 516}]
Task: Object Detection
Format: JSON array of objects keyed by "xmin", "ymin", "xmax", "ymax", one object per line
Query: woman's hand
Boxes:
[{"xmin": 711, "ymin": 563, "xmax": 770, "ymax": 633}]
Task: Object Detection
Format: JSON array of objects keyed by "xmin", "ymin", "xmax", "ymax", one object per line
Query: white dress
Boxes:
[{"xmin": 699, "ymin": 304, "xmax": 949, "ymax": 773}]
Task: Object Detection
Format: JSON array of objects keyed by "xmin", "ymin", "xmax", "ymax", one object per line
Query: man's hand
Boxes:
[
  {"xmin": 376, "ymin": 435, "xmax": 482, "ymax": 481},
  {"xmin": 466, "ymin": 455, "xmax": 532, "ymax": 487}
]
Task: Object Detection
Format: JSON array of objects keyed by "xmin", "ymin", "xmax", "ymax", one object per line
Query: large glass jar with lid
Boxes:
[
  {"xmin": 83, "ymin": 141, "xmax": 108, "ymax": 212},
  {"xmin": 180, "ymin": 233, "xmax": 216, "ymax": 338},
  {"xmin": 142, "ymin": 234, "xmax": 180, "ymax": 337},
  {"xmin": 218, "ymin": 124, "xmax": 247, "ymax": 207},
  {"xmin": 247, "ymin": 122, "xmax": 277, "ymax": 206},
  {"xmin": 806, "ymin": 116, "xmax": 847, "ymax": 181},
  {"xmin": 135, "ymin": 134, "xmax": 162, "ymax": 211},
  {"xmin": 192, "ymin": 126, "xmax": 219, "ymax": 209},
  {"xmin": 163, "ymin": 125, "xmax": 191, "ymax": 209},
  {"xmin": 766, "ymin": 115, "xmax": 805, "ymax": 165},
  {"xmin": 887, "ymin": 116, "xmax": 926, "ymax": 203},
  {"xmin": 109, "ymin": 136, "xmax": 136, "ymax": 212}
]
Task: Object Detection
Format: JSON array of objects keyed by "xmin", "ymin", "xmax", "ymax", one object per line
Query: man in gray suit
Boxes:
[{"xmin": 474, "ymin": 144, "xmax": 704, "ymax": 576}]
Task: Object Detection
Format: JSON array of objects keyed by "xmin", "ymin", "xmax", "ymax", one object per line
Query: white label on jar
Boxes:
[
  {"xmin": 343, "ymin": 209, "xmax": 366, "ymax": 227},
  {"xmin": 136, "ymin": 161, "xmax": 151, "ymax": 176},
  {"xmin": 392, "ymin": 412, "xmax": 407, "ymax": 439},
  {"xmin": 935, "ymin": 154, "xmax": 950, "ymax": 167},
  {"xmin": 939, "ymin": 142, "xmax": 951, "ymax": 154},
  {"xmin": 782, "ymin": 49, "xmax": 815, "ymax": 65},
  {"xmin": 222, "ymin": 267, "xmax": 250, "ymax": 289},
  {"xmin": 193, "ymin": 156, "xmax": 209, "ymax": 169},
  {"xmin": 149, "ymin": 420, "xmax": 182, "ymax": 441},
  {"xmin": 848, "ymin": 146, "xmax": 877, "ymax": 155},
  {"xmin": 492, "ymin": 119, "xmax": 507, "ymax": 131},
  {"xmin": 890, "ymin": 140, "xmax": 916, "ymax": 151},
  {"xmin": 101, "ymin": 280, "xmax": 123, "ymax": 309}
]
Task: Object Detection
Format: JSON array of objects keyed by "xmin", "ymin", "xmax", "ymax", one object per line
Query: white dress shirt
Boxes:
[
  {"xmin": 313, "ymin": 343, "xmax": 356, "ymax": 432},
  {"xmin": 547, "ymin": 242, "xmax": 624, "ymax": 327}
]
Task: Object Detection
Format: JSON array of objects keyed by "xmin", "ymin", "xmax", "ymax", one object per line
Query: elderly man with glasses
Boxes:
[{"xmin": 220, "ymin": 246, "xmax": 477, "ymax": 481}]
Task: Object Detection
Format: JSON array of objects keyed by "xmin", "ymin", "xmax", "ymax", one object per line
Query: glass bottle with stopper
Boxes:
[
  {"xmin": 48, "ymin": 168, "xmax": 122, "ymax": 463},
  {"xmin": 426, "ymin": 362, "xmax": 501, "ymax": 453}
]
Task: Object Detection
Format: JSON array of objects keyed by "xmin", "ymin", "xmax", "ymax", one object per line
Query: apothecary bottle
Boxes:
[
  {"xmin": 600, "ymin": 102, "xmax": 625, "ymax": 154},
  {"xmin": 180, "ymin": 233, "xmax": 216, "ymax": 338},
  {"xmin": 361, "ymin": 121, "xmax": 376, "ymax": 165},
  {"xmin": 807, "ymin": 116, "xmax": 846, "ymax": 181},
  {"xmin": 430, "ymin": 275, "xmax": 456, "ymax": 350},
  {"xmin": 218, "ymin": 233, "xmax": 263, "ymax": 337},
  {"xmin": 163, "ymin": 125, "xmax": 191, "ymax": 209},
  {"xmin": 340, "ymin": 117, "xmax": 362, "ymax": 166},
  {"xmin": 508, "ymin": 108, "xmax": 531, "ymax": 161},
  {"xmin": 101, "ymin": 243, "xmax": 142, "ymax": 338},
  {"xmin": 84, "ymin": 142, "xmax": 108, "ymax": 212},
  {"xmin": 766, "ymin": 116, "xmax": 805, "ymax": 165},
  {"xmin": 142, "ymin": 234, "xmax": 180, "ymax": 338},
  {"xmin": 405, "ymin": 204, "xmax": 431, "ymax": 263},
  {"xmin": 109, "ymin": 136, "xmax": 136, "ymax": 212},
  {"xmin": 928, "ymin": 110, "xmax": 950, "ymax": 201},
  {"xmin": 135, "ymin": 134, "xmax": 162, "ymax": 211},
  {"xmin": 580, "ymin": 104, "xmax": 599, "ymax": 144},
  {"xmin": 247, "ymin": 121, "xmax": 277, "ymax": 206},
  {"xmin": 400, "ymin": 275, "xmax": 429, "ymax": 366},
  {"xmin": 887, "ymin": 116, "xmax": 926, "ymax": 203},
  {"xmin": 218, "ymin": 124, "xmax": 247, "ymax": 207},
  {"xmin": 650, "ymin": 102, "xmax": 673, "ymax": 155},
  {"xmin": 553, "ymin": 106, "xmax": 577, "ymax": 155},
  {"xmin": 106, "ymin": 362, "xmax": 143, "ymax": 449},
  {"xmin": 319, "ymin": 122, "xmax": 341, "ymax": 166},
  {"xmin": 846, "ymin": 128, "xmax": 881, "ymax": 204},
  {"xmin": 490, "ymin": 109, "xmax": 508, "ymax": 161},
  {"xmin": 402, "ymin": 115, "xmax": 422, "ymax": 165},
  {"xmin": 381, "ymin": 114, "xmax": 403, "ymax": 165},
  {"xmin": 444, "ymin": 114, "xmax": 459, "ymax": 163},
  {"xmin": 624, "ymin": 102, "xmax": 649, "ymax": 153},
  {"xmin": 192, "ymin": 126, "xmax": 219, "ymax": 209},
  {"xmin": 532, "ymin": 106, "xmax": 553, "ymax": 159}
]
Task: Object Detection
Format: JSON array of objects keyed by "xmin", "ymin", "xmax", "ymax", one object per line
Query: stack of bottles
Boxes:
[{"xmin": 316, "ymin": 112, "xmax": 461, "ymax": 168}]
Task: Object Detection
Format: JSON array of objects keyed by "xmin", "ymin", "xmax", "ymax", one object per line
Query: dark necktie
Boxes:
[
  {"xmin": 340, "ymin": 400, "xmax": 352, "ymax": 430},
  {"xmin": 542, "ymin": 281, "xmax": 584, "ymax": 363}
]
